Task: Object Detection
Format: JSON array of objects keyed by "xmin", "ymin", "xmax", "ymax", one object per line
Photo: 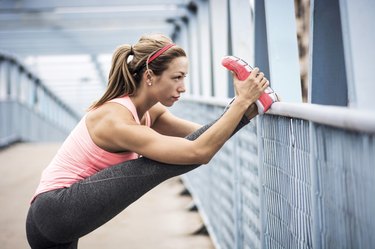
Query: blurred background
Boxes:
[
  {"xmin": 1, "ymin": 1, "xmax": 374, "ymax": 249},
  {"xmin": 0, "ymin": 0, "xmax": 311, "ymax": 117}
]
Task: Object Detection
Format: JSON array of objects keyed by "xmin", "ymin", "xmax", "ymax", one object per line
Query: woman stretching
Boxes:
[{"xmin": 26, "ymin": 34, "xmax": 270, "ymax": 249}]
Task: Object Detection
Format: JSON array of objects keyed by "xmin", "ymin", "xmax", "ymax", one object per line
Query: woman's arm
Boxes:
[
  {"xmin": 149, "ymin": 103, "xmax": 201, "ymax": 137},
  {"xmin": 88, "ymin": 99, "xmax": 250, "ymax": 165},
  {"xmin": 149, "ymin": 100, "xmax": 258, "ymax": 138},
  {"xmin": 89, "ymin": 68, "xmax": 267, "ymax": 165}
]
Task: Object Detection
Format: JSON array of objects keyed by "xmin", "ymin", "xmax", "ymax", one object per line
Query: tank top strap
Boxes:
[
  {"xmin": 145, "ymin": 111, "xmax": 151, "ymax": 127},
  {"xmin": 108, "ymin": 96, "xmax": 140, "ymax": 124}
]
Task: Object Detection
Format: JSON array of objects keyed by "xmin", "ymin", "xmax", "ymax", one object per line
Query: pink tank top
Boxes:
[{"xmin": 32, "ymin": 96, "xmax": 151, "ymax": 201}]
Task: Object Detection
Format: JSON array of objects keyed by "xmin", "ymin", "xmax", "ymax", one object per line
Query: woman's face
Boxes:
[{"xmin": 153, "ymin": 56, "xmax": 188, "ymax": 107}]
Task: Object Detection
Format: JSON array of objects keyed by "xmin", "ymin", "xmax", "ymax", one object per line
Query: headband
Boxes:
[{"xmin": 147, "ymin": 43, "xmax": 175, "ymax": 64}]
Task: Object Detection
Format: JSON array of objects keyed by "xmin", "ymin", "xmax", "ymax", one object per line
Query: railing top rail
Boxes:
[
  {"xmin": 180, "ymin": 95, "xmax": 375, "ymax": 133},
  {"xmin": 0, "ymin": 51, "xmax": 81, "ymax": 120},
  {"xmin": 268, "ymin": 102, "xmax": 375, "ymax": 133}
]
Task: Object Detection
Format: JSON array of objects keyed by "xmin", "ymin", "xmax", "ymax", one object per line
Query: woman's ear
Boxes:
[
  {"xmin": 143, "ymin": 69, "xmax": 153, "ymax": 86},
  {"xmin": 143, "ymin": 69, "xmax": 153, "ymax": 79}
]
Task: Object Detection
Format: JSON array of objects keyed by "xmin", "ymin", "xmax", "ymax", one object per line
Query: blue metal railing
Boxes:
[
  {"xmin": 171, "ymin": 98, "xmax": 375, "ymax": 249},
  {"xmin": 0, "ymin": 53, "xmax": 80, "ymax": 148}
]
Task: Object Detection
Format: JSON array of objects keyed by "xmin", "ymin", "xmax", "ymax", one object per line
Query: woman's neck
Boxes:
[{"xmin": 129, "ymin": 91, "xmax": 156, "ymax": 120}]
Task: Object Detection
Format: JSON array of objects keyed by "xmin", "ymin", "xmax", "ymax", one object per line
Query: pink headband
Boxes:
[{"xmin": 148, "ymin": 43, "xmax": 175, "ymax": 64}]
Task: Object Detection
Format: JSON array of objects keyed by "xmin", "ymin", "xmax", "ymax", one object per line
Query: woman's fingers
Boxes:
[
  {"xmin": 263, "ymin": 82, "xmax": 270, "ymax": 91},
  {"xmin": 253, "ymin": 69, "xmax": 269, "ymax": 89},
  {"xmin": 233, "ymin": 66, "xmax": 270, "ymax": 102},
  {"xmin": 251, "ymin": 68, "xmax": 267, "ymax": 85},
  {"xmin": 257, "ymin": 72, "xmax": 265, "ymax": 80},
  {"xmin": 261, "ymin": 76, "xmax": 268, "ymax": 85},
  {"xmin": 250, "ymin": 67, "xmax": 260, "ymax": 78},
  {"xmin": 260, "ymin": 77, "xmax": 269, "ymax": 91}
]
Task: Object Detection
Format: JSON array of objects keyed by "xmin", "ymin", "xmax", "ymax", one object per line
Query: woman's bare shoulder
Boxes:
[
  {"xmin": 87, "ymin": 102, "xmax": 136, "ymax": 126},
  {"xmin": 85, "ymin": 103, "xmax": 139, "ymax": 152}
]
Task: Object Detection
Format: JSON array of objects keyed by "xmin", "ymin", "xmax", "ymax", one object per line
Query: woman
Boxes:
[{"xmin": 26, "ymin": 34, "xmax": 270, "ymax": 249}]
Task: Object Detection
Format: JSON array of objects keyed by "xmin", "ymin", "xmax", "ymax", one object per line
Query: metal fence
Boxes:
[
  {"xmin": 170, "ymin": 98, "xmax": 375, "ymax": 249},
  {"xmin": 0, "ymin": 53, "xmax": 80, "ymax": 148}
]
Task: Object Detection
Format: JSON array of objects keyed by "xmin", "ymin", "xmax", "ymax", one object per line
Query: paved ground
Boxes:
[{"xmin": 0, "ymin": 142, "xmax": 214, "ymax": 249}]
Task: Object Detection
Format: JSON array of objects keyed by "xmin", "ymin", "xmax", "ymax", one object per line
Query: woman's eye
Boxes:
[{"xmin": 173, "ymin": 75, "xmax": 186, "ymax": 81}]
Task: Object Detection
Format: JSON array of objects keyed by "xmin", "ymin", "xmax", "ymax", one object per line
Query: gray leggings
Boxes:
[{"xmin": 26, "ymin": 115, "xmax": 250, "ymax": 249}]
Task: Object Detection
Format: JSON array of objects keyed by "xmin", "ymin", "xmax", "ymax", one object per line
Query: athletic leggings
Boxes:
[{"xmin": 26, "ymin": 114, "xmax": 250, "ymax": 249}]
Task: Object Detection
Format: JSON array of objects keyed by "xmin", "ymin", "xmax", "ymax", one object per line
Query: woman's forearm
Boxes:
[
  {"xmin": 190, "ymin": 98, "xmax": 251, "ymax": 164},
  {"xmin": 185, "ymin": 98, "xmax": 254, "ymax": 141},
  {"xmin": 185, "ymin": 112, "xmax": 250, "ymax": 142}
]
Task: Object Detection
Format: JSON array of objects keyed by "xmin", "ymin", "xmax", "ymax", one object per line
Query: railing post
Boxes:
[
  {"xmin": 209, "ymin": 0, "xmax": 229, "ymax": 98},
  {"xmin": 309, "ymin": 0, "xmax": 348, "ymax": 106},
  {"xmin": 263, "ymin": 0, "xmax": 302, "ymax": 103},
  {"xmin": 196, "ymin": 0, "xmax": 213, "ymax": 97},
  {"xmin": 254, "ymin": 0, "xmax": 270, "ymax": 78},
  {"xmin": 253, "ymin": 1, "xmax": 269, "ymax": 248},
  {"xmin": 228, "ymin": 0, "xmax": 254, "ymax": 65},
  {"xmin": 338, "ymin": 0, "xmax": 375, "ymax": 110},
  {"xmin": 185, "ymin": 2, "xmax": 200, "ymax": 96},
  {"xmin": 6, "ymin": 59, "xmax": 12, "ymax": 100},
  {"xmin": 232, "ymin": 135, "xmax": 243, "ymax": 249}
]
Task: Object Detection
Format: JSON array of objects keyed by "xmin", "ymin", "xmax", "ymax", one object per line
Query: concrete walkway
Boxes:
[{"xmin": 0, "ymin": 143, "xmax": 214, "ymax": 249}]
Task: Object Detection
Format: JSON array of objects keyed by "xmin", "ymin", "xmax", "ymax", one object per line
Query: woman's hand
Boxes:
[{"xmin": 233, "ymin": 67, "xmax": 269, "ymax": 106}]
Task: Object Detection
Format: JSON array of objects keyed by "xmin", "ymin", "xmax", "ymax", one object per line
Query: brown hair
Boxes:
[{"xmin": 89, "ymin": 34, "xmax": 186, "ymax": 110}]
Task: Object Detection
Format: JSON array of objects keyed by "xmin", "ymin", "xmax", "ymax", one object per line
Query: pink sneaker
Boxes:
[{"xmin": 222, "ymin": 56, "xmax": 278, "ymax": 114}]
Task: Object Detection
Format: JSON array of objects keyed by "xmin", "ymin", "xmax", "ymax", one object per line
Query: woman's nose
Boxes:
[{"xmin": 178, "ymin": 83, "xmax": 186, "ymax": 93}]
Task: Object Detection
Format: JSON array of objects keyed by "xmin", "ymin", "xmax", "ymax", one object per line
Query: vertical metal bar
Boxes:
[
  {"xmin": 338, "ymin": 0, "xmax": 375, "ymax": 110},
  {"xmin": 15, "ymin": 65, "xmax": 21, "ymax": 101},
  {"xmin": 0, "ymin": 59, "xmax": 4, "ymax": 100},
  {"xmin": 254, "ymin": 0, "xmax": 270, "ymax": 77},
  {"xmin": 226, "ymin": 0, "xmax": 234, "ymax": 98},
  {"xmin": 264, "ymin": 0, "xmax": 302, "ymax": 103},
  {"xmin": 257, "ymin": 115, "xmax": 266, "ymax": 249},
  {"xmin": 196, "ymin": 0, "xmax": 213, "ymax": 97},
  {"xmin": 186, "ymin": 3, "xmax": 200, "ymax": 96},
  {"xmin": 33, "ymin": 80, "xmax": 39, "ymax": 111},
  {"xmin": 207, "ymin": 1, "xmax": 215, "ymax": 98},
  {"xmin": 228, "ymin": 0, "xmax": 254, "ymax": 64},
  {"xmin": 0, "ymin": 59, "xmax": 4, "ymax": 144},
  {"xmin": 6, "ymin": 60, "xmax": 12, "ymax": 99},
  {"xmin": 309, "ymin": 0, "xmax": 348, "ymax": 106},
  {"xmin": 308, "ymin": 8, "xmax": 321, "ymax": 241},
  {"xmin": 254, "ymin": 1, "xmax": 269, "ymax": 248},
  {"xmin": 174, "ymin": 17, "xmax": 192, "ymax": 96},
  {"xmin": 209, "ymin": 0, "xmax": 229, "ymax": 98},
  {"xmin": 13, "ymin": 64, "xmax": 22, "ymax": 138},
  {"xmin": 233, "ymin": 135, "xmax": 243, "ymax": 249}
]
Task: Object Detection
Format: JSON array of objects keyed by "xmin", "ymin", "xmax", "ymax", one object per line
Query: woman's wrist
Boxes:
[
  {"xmin": 234, "ymin": 96, "xmax": 253, "ymax": 110},
  {"xmin": 223, "ymin": 97, "xmax": 257, "ymax": 121}
]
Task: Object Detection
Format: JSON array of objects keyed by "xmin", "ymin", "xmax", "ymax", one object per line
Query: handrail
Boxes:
[
  {"xmin": 180, "ymin": 95, "xmax": 375, "ymax": 133},
  {"xmin": 0, "ymin": 52, "xmax": 81, "ymax": 120},
  {"xmin": 268, "ymin": 102, "xmax": 375, "ymax": 133},
  {"xmin": 0, "ymin": 51, "xmax": 81, "ymax": 147}
]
